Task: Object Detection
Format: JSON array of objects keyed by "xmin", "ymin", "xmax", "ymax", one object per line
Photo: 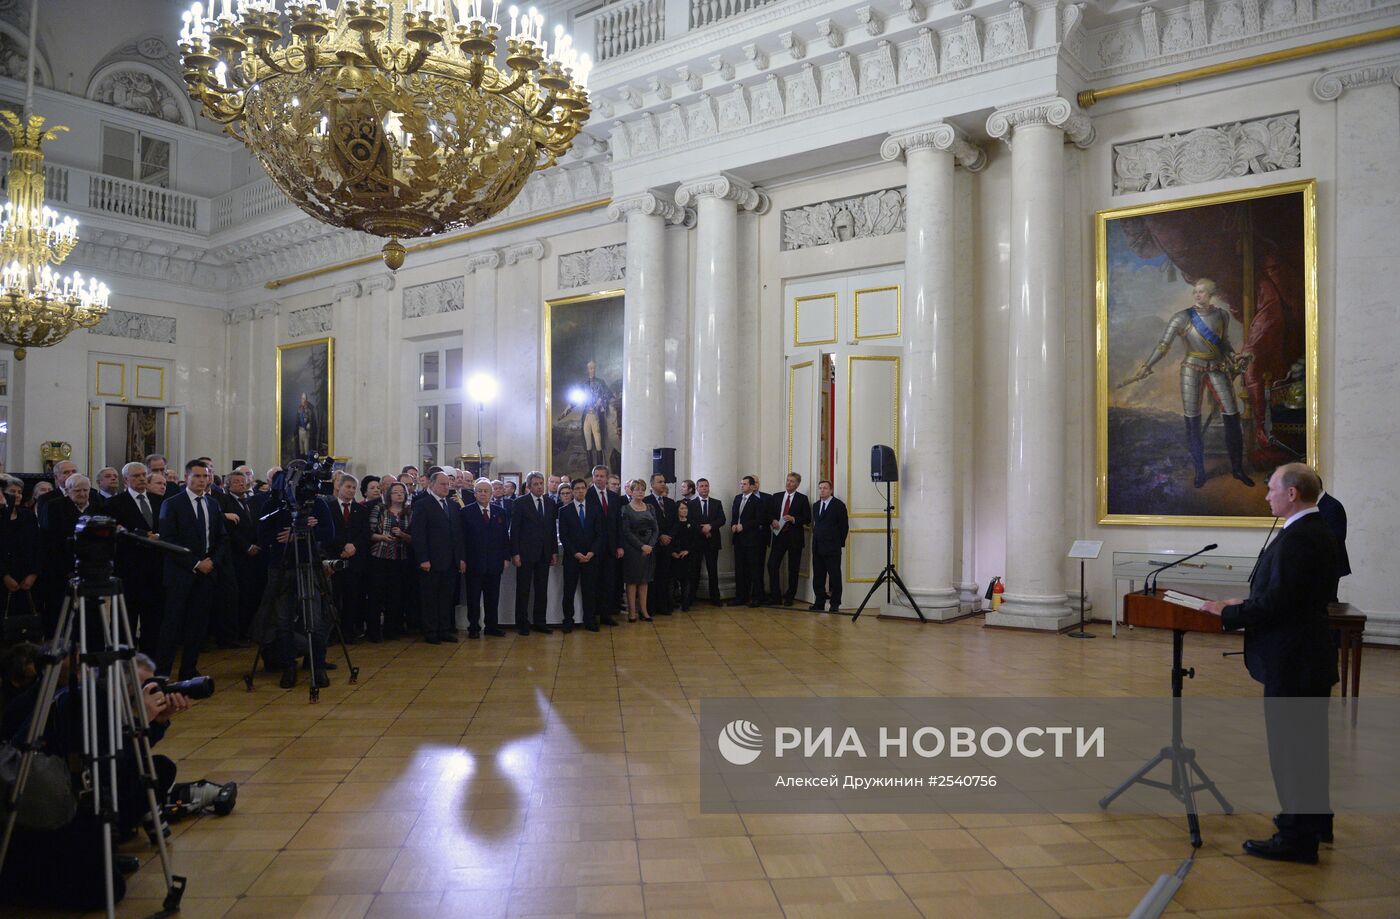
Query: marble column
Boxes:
[
  {"xmin": 675, "ymin": 174, "xmax": 767, "ymax": 497},
  {"xmin": 359, "ymin": 274, "xmax": 396, "ymax": 473},
  {"xmin": 498, "ymin": 239, "xmax": 546, "ymax": 471},
  {"xmin": 880, "ymin": 124, "xmax": 985, "ymax": 620},
  {"xmin": 464, "ymin": 249, "xmax": 502, "ymax": 476},
  {"xmin": 985, "ymin": 97, "xmax": 1093, "ymax": 630},
  {"xmin": 609, "ymin": 191, "xmax": 687, "ymax": 479}
]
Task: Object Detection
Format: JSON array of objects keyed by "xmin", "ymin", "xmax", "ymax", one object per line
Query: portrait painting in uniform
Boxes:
[
  {"xmin": 546, "ymin": 290, "xmax": 624, "ymax": 479},
  {"xmin": 1096, "ymin": 180, "xmax": 1317, "ymax": 526},
  {"xmin": 276, "ymin": 337, "xmax": 334, "ymax": 467}
]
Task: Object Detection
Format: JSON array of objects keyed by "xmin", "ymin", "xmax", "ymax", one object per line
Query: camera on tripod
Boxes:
[
  {"xmin": 71, "ymin": 513, "xmax": 191, "ymax": 585},
  {"xmin": 260, "ymin": 453, "xmax": 336, "ymax": 528}
]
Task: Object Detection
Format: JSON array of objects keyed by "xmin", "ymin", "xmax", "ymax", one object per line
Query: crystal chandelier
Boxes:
[
  {"xmin": 178, "ymin": 0, "xmax": 592, "ymax": 270},
  {"xmin": 0, "ymin": 113, "xmax": 110, "ymax": 360}
]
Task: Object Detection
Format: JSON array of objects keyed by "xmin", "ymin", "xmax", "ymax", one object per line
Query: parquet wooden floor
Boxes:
[{"xmin": 33, "ymin": 605, "xmax": 1400, "ymax": 918}]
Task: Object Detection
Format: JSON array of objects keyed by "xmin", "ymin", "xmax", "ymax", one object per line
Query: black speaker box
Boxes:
[
  {"xmin": 870, "ymin": 445, "xmax": 898, "ymax": 482},
  {"xmin": 652, "ymin": 448, "xmax": 677, "ymax": 483}
]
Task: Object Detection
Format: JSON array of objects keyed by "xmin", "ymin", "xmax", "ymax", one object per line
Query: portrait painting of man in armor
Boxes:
[
  {"xmin": 276, "ymin": 337, "xmax": 334, "ymax": 467},
  {"xmin": 1096, "ymin": 180, "xmax": 1317, "ymax": 525},
  {"xmin": 546, "ymin": 291, "xmax": 624, "ymax": 478}
]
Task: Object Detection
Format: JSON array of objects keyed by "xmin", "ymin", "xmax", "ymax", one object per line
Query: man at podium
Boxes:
[{"xmin": 1203, "ymin": 462, "xmax": 1341, "ymax": 864}]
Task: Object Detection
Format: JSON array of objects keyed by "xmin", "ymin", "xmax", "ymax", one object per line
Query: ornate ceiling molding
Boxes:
[
  {"xmin": 463, "ymin": 250, "xmax": 502, "ymax": 273},
  {"xmin": 676, "ymin": 174, "xmax": 770, "ymax": 213},
  {"xmin": 607, "ymin": 191, "xmax": 688, "ymax": 225},
  {"xmin": 1312, "ymin": 55, "xmax": 1400, "ymax": 100}
]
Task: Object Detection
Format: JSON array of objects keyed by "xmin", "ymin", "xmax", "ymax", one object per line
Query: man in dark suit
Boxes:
[
  {"xmin": 765, "ymin": 472, "xmax": 812, "ymax": 606},
  {"xmin": 328, "ymin": 475, "xmax": 371, "ymax": 641},
  {"xmin": 730, "ymin": 476, "xmax": 767, "ymax": 607},
  {"xmin": 1204, "ymin": 463, "xmax": 1341, "ymax": 864},
  {"xmin": 462, "ymin": 477, "xmax": 511, "ymax": 638},
  {"xmin": 644, "ymin": 474, "xmax": 678, "ymax": 614},
  {"xmin": 688, "ymin": 478, "xmax": 726, "ymax": 606},
  {"xmin": 584, "ymin": 464, "xmax": 622, "ymax": 626},
  {"xmin": 809, "ymin": 480, "xmax": 849, "ymax": 612},
  {"xmin": 412, "ymin": 470, "xmax": 465, "ymax": 643},
  {"xmin": 511, "ymin": 472, "xmax": 557, "ymax": 635},
  {"xmin": 559, "ymin": 478, "xmax": 607, "ymax": 632},
  {"xmin": 37, "ymin": 472, "xmax": 104, "ymax": 629},
  {"xmin": 1315, "ymin": 483, "xmax": 1350, "ymax": 581},
  {"xmin": 218, "ymin": 470, "xmax": 266, "ymax": 641},
  {"xmin": 105, "ymin": 461, "xmax": 167, "ymax": 650},
  {"xmin": 157, "ymin": 460, "xmax": 224, "ymax": 680}
]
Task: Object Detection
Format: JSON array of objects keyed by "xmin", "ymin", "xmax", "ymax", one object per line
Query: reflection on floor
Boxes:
[{"xmin": 32, "ymin": 604, "xmax": 1400, "ymax": 918}]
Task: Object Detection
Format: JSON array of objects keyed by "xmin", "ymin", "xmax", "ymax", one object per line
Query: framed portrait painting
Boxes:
[
  {"xmin": 276, "ymin": 337, "xmax": 334, "ymax": 466},
  {"xmin": 545, "ymin": 289, "xmax": 624, "ymax": 479},
  {"xmin": 1096, "ymin": 179, "xmax": 1317, "ymax": 526}
]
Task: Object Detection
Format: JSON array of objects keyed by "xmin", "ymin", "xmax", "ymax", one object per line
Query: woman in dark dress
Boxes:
[
  {"xmin": 367, "ymin": 482, "xmax": 413, "ymax": 640},
  {"xmin": 620, "ymin": 478, "xmax": 659, "ymax": 622},
  {"xmin": 667, "ymin": 499, "xmax": 698, "ymax": 611},
  {"xmin": 0, "ymin": 475, "xmax": 40, "ymax": 627}
]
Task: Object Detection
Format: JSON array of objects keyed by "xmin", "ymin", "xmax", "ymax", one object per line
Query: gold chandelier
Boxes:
[
  {"xmin": 0, "ymin": 113, "xmax": 110, "ymax": 361},
  {"xmin": 178, "ymin": 0, "xmax": 592, "ymax": 269}
]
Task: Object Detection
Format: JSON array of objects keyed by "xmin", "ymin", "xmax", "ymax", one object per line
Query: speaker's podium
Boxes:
[{"xmin": 1099, "ymin": 588, "xmax": 1232, "ymax": 847}]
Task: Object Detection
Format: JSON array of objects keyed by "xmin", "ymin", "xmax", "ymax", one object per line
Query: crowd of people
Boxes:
[{"xmin": 0, "ymin": 455, "xmax": 853, "ymax": 690}]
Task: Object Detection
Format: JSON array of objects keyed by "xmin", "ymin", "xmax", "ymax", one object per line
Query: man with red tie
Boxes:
[
  {"xmin": 766, "ymin": 472, "xmax": 812, "ymax": 606},
  {"xmin": 584, "ymin": 464, "xmax": 622, "ymax": 626},
  {"xmin": 462, "ymin": 477, "xmax": 511, "ymax": 638},
  {"xmin": 329, "ymin": 475, "xmax": 370, "ymax": 642}
]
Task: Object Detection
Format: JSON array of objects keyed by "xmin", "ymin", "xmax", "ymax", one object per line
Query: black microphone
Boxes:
[
  {"xmin": 1246, "ymin": 517, "xmax": 1280, "ymax": 585},
  {"xmin": 1143, "ymin": 543, "xmax": 1218, "ymax": 595}
]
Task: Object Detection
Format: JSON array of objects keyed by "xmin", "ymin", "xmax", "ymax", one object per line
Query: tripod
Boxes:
[
  {"xmin": 853, "ymin": 483, "xmax": 924, "ymax": 623},
  {"xmin": 0, "ymin": 577, "xmax": 185, "ymax": 918},
  {"xmin": 243, "ymin": 525, "xmax": 359, "ymax": 703},
  {"xmin": 1098, "ymin": 629, "xmax": 1233, "ymax": 847}
]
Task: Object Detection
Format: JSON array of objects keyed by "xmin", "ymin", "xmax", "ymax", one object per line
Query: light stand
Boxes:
[
  {"xmin": 466, "ymin": 372, "xmax": 498, "ymax": 480},
  {"xmin": 852, "ymin": 483, "xmax": 924, "ymax": 623}
]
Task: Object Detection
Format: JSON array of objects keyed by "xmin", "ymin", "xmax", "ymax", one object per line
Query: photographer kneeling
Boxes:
[{"xmin": 251, "ymin": 474, "xmax": 337, "ymax": 689}]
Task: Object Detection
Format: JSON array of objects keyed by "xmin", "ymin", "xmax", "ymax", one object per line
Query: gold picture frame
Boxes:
[
  {"xmin": 276, "ymin": 337, "xmax": 335, "ymax": 466},
  {"xmin": 1095, "ymin": 179, "xmax": 1318, "ymax": 527},
  {"xmin": 545, "ymin": 289, "xmax": 624, "ymax": 479}
]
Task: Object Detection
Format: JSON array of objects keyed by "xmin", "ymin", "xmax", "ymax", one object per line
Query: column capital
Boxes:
[
  {"xmin": 986, "ymin": 96, "xmax": 1094, "ymax": 149},
  {"xmin": 362, "ymin": 273, "xmax": 396, "ymax": 294},
  {"xmin": 252, "ymin": 300, "xmax": 279, "ymax": 319},
  {"xmin": 332, "ymin": 280, "xmax": 363, "ymax": 302},
  {"xmin": 463, "ymin": 249, "xmax": 501, "ymax": 273},
  {"xmin": 675, "ymin": 173, "xmax": 770, "ymax": 214},
  {"xmin": 225, "ymin": 305, "xmax": 255, "ymax": 326},
  {"xmin": 607, "ymin": 190, "xmax": 688, "ymax": 225},
  {"xmin": 1311, "ymin": 56, "xmax": 1400, "ymax": 101},
  {"xmin": 880, "ymin": 122, "xmax": 986, "ymax": 172},
  {"xmin": 502, "ymin": 239, "xmax": 546, "ymax": 264}
]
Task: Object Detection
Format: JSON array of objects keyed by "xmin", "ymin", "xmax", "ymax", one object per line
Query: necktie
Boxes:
[
  {"xmin": 701, "ymin": 498, "xmax": 707, "ymax": 517},
  {"xmin": 193, "ymin": 495, "xmax": 207, "ymax": 554},
  {"xmin": 782, "ymin": 493, "xmax": 792, "ymax": 519},
  {"xmin": 578, "ymin": 503, "xmax": 585, "ymax": 526},
  {"xmin": 137, "ymin": 493, "xmax": 153, "ymax": 529},
  {"xmin": 482, "ymin": 506, "xmax": 489, "ymax": 523},
  {"xmin": 536, "ymin": 497, "xmax": 543, "ymax": 516},
  {"xmin": 600, "ymin": 489, "xmax": 608, "ymax": 514},
  {"xmin": 342, "ymin": 502, "xmax": 350, "ymax": 526},
  {"xmin": 439, "ymin": 498, "xmax": 448, "ymax": 514}
]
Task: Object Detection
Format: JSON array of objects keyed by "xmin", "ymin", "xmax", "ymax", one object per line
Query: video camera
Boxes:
[
  {"xmin": 72, "ymin": 514, "xmax": 190, "ymax": 584},
  {"xmin": 260, "ymin": 453, "xmax": 336, "ymax": 527}
]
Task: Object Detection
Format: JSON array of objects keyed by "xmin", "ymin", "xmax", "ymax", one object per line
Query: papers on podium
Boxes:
[{"xmin": 1162, "ymin": 589, "xmax": 1208, "ymax": 611}]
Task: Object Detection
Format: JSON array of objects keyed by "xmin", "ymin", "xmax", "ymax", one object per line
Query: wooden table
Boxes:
[{"xmin": 1329, "ymin": 602, "xmax": 1366, "ymax": 698}]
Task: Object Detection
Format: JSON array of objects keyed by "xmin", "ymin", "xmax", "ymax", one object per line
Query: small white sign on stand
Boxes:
[{"xmin": 1066, "ymin": 540, "xmax": 1104, "ymax": 638}]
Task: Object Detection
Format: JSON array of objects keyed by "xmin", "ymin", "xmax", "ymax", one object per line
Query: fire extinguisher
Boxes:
[{"xmin": 987, "ymin": 577, "xmax": 1004, "ymax": 611}]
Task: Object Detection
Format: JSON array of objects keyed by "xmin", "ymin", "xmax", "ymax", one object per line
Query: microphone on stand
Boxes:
[
  {"xmin": 1143, "ymin": 543, "xmax": 1218, "ymax": 595},
  {"xmin": 1246, "ymin": 517, "xmax": 1280, "ymax": 585}
]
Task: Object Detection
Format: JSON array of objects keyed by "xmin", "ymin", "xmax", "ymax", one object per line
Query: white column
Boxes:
[
  {"xmin": 675, "ymin": 173, "xmax": 767, "ymax": 497},
  {"xmin": 609, "ymin": 191, "xmax": 687, "ymax": 479},
  {"xmin": 880, "ymin": 124, "xmax": 985, "ymax": 620},
  {"xmin": 358, "ymin": 274, "xmax": 396, "ymax": 473},
  {"xmin": 498, "ymin": 239, "xmax": 545, "ymax": 472},
  {"xmin": 985, "ymin": 97, "xmax": 1093, "ymax": 630},
  {"xmin": 464, "ymin": 249, "xmax": 502, "ymax": 474}
]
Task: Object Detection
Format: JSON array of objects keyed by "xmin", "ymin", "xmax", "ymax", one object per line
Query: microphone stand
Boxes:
[{"xmin": 1143, "ymin": 543, "xmax": 1218, "ymax": 596}]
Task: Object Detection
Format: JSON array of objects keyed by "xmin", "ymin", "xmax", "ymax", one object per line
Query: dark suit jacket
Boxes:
[
  {"xmin": 214, "ymin": 491, "xmax": 259, "ymax": 557},
  {"xmin": 106, "ymin": 490, "xmax": 166, "ymax": 583},
  {"xmin": 158, "ymin": 490, "xmax": 225, "ymax": 590},
  {"xmin": 39, "ymin": 498, "xmax": 106, "ymax": 583},
  {"xmin": 329, "ymin": 499, "xmax": 372, "ymax": 559},
  {"xmin": 558, "ymin": 501, "xmax": 606, "ymax": 561},
  {"xmin": 1221, "ymin": 512, "xmax": 1340, "ymax": 694},
  {"xmin": 730, "ymin": 492, "xmax": 767, "ymax": 547},
  {"xmin": 768, "ymin": 490, "xmax": 811, "ymax": 546},
  {"xmin": 687, "ymin": 495, "xmax": 726, "ymax": 550},
  {"xmin": 584, "ymin": 485, "xmax": 622, "ymax": 551},
  {"xmin": 811, "ymin": 496, "xmax": 850, "ymax": 555},
  {"xmin": 0, "ymin": 508, "xmax": 40, "ymax": 580},
  {"xmin": 510, "ymin": 494, "xmax": 558, "ymax": 563},
  {"xmin": 107, "ymin": 490, "xmax": 164, "ymax": 537},
  {"xmin": 462, "ymin": 501, "xmax": 511, "ymax": 573},
  {"xmin": 1316, "ymin": 492, "xmax": 1350, "ymax": 577},
  {"xmin": 411, "ymin": 496, "xmax": 465, "ymax": 572}
]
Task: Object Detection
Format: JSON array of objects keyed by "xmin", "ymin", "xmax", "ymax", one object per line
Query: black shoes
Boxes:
[
  {"xmin": 586, "ymin": 623, "xmax": 600, "ymax": 632},
  {"xmin": 532, "ymin": 625, "xmax": 552, "ymax": 634},
  {"xmin": 561, "ymin": 622, "xmax": 574, "ymax": 633},
  {"xmin": 424, "ymin": 636, "xmax": 442, "ymax": 645},
  {"xmin": 114, "ymin": 854, "xmax": 141, "ymax": 875},
  {"xmin": 517, "ymin": 627, "xmax": 531, "ymax": 636},
  {"xmin": 279, "ymin": 668, "xmax": 297, "ymax": 689},
  {"xmin": 314, "ymin": 671, "xmax": 330, "ymax": 689},
  {"xmin": 1242, "ymin": 834, "xmax": 1318, "ymax": 864},
  {"xmin": 441, "ymin": 632, "xmax": 460, "ymax": 643},
  {"xmin": 484, "ymin": 627, "xmax": 506, "ymax": 637},
  {"xmin": 1233, "ymin": 471, "xmax": 1256, "ymax": 487},
  {"xmin": 1273, "ymin": 815, "xmax": 1333, "ymax": 844},
  {"xmin": 808, "ymin": 603, "xmax": 825, "ymax": 611},
  {"xmin": 467, "ymin": 629, "xmax": 481, "ymax": 640}
]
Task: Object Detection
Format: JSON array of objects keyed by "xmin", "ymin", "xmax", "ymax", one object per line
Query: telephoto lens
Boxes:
[{"xmin": 159, "ymin": 675, "xmax": 215, "ymax": 700}]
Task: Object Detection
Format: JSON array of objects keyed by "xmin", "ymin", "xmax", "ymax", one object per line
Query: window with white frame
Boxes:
[
  {"xmin": 415, "ymin": 343, "xmax": 464, "ymax": 469},
  {"xmin": 101, "ymin": 124, "xmax": 172, "ymax": 187}
]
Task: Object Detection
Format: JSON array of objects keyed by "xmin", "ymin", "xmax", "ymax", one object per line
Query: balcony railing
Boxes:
[
  {"xmin": 1, "ymin": 152, "xmax": 206, "ymax": 234},
  {"xmin": 689, "ymin": 0, "xmax": 778, "ymax": 29},
  {"xmin": 582, "ymin": 0, "xmax": 666, "ymax": 63},
  {"xmin": 211, "ymin": 176, "xmax": 293, "ymax": 232}
]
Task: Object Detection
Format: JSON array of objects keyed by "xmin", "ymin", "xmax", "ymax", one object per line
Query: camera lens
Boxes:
[{"xmin": 162, "ymin": 675, "xmax": 215, "ymax": 700}]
